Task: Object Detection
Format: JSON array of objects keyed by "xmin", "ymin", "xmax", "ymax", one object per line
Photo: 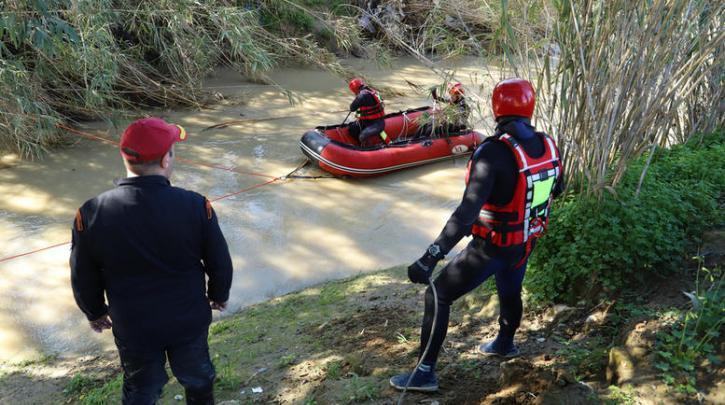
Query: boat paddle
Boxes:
[{"xmin": 341, "ymin": 111, "xmax": 352, "ymax": 126}]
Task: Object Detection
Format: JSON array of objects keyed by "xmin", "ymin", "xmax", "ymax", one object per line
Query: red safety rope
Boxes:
[
  {"xmin": 0, "ymin": 124, "xmax": 289, "ymax": 264},
  {"xmin": 0, "ymin": 177, "xmax": 281, "ymax": 264},
  {"xmin": 210, "ymin": 178, "xmax": 280, "ymax": 202},
  {"xmin": 56, "ymin": 124, "xmax": 277, "ymax": 179},
  {"xmin": 0, "ymin": 242, "xmax": 73, "ymax": 264}
]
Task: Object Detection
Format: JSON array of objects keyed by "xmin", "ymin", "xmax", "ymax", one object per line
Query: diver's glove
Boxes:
[{"xmin": 407, "ymin": 244, "xmax": 444, "ymax": 284}]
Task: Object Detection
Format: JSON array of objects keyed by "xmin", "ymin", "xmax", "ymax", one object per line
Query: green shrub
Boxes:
[
  {"xmin": 526, "ymin": 130, "xmax": 724, "ymax": 304},
  {"xmin": 654, "ymin": 262, "xmax": 723, "ymax": 393}
]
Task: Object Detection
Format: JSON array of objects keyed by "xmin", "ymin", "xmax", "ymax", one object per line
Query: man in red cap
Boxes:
[
  {"xmin": 391, "ymin": 79, "xmax": 565, "ymax": 392},
  {"xmin": 70, "ymin": 117, "xmax": 233, "ymax": 404}
]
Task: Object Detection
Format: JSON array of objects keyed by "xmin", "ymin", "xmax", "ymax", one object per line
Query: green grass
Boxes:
[
  {"xmin": 78, "ymin": 374, "xmax": 123, "ymax": 405},
  {"xmin": 340, "ymin": 375, "xmax": 380, "ymax": 403},
  {"xmin": 604, "ymin": 385, "xmax": 637, "ymax": 405},
  {"xmin": 324, "ymin": 360, "xmax": 343, "ymax": 380},
  {"xmin": 214, "ymin": 359, "xmax": 244, "ymax": 391},
  {"xmin": 10, "ymin": 354, "xmax": 57, "ymax": 368},
  {"xmin": 63, "ymin": 374, "xmax": 97, "ymax": 396},
  {"xmin": 200, "ymin": 268, "xmax": 409, "ymax": 400},
  {"xmin": 277, "ymin": 354, "xmax": 297, "ymax": 369},
  {"xmin": 554, "ymin": 336, "xmax": 609, "ymax": 381}
]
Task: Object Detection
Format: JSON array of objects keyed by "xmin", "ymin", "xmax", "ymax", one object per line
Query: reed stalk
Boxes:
[
  {"xmin": 496, "ymin": 0, "xmax": 724, "ymax": 194},
  {"xmin": 0, "ymin": 0, "xmax": 360, "ymax": 157}
]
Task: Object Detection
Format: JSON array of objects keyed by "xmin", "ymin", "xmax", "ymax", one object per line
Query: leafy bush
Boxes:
[
  {"xmin": 655, "ymin": 261, "xmax": 723, "ymax": 393},
  {"xmin": 526, "ymin": 130, "xmax": 724, "ymax": 304}
]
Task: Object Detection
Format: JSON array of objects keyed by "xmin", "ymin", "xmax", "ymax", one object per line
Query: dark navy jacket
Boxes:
[{"xmin": 70, "ymin": 175, "xmax": 233, "ymax": 348}]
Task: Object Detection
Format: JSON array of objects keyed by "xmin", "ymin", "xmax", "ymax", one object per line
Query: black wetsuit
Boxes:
[
  {"xmin": 418, "ymin": 117, "xmax": 564, "ymax": 365},
  {"xmin": 348, "ymin": 87, "xmax": 385, "ymax": 146}
]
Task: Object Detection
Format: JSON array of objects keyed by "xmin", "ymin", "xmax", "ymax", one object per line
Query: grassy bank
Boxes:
[{"xmin": 4, "ymin": 256, "xmax": 718, "ymax": 404}]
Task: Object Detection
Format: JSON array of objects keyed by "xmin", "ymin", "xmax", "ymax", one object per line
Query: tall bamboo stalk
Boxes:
[{"xmin": 499, "ymin": 0, "xmax": 724, "ymax": 194}]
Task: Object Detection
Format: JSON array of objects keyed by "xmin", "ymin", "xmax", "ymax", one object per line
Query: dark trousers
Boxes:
[
  {"xmin": 419, "ymin": 239, "xmax": 527, "ymax": 365},
  {"xmin": 116, "ymin": 329, "xmax": 216, "ymax": 405},
  {"xmin": 348, "ymin": 119, "xmax": 386, "ymax": 146}
]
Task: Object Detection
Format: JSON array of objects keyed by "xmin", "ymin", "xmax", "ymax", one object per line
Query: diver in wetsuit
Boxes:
[
  {"xmin": 390, "ymin": 78, "xmax": 565, "ymax": 392},
  {"xmin": 347, "ymin": 78, "xmax": 388, "ymax": 147}
]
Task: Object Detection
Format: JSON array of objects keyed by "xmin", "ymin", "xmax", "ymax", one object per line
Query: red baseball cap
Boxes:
[{"xmin": 120, "ymin": 118, "xmax": 187, "ymax": 163}]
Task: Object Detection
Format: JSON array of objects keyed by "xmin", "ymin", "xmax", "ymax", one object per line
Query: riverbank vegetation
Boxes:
[
  {"xmin": 528, "ymin": 129, "xmax": 724, "ymax": 305},
  {"xmin": 2, "ymin": 1, "xmax": 722, "ymax": 195},
  {"xmin": 0, "ymin": 0, "xmax": 359, "ymax": 157}
]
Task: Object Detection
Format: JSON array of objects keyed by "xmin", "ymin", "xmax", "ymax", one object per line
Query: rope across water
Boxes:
[{"xmin": 0, "ymin": 124, "xmax": 323, "ymax": 263}]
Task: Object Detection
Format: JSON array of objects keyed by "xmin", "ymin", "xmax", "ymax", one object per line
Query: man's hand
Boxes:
[
  {"xmin": 407, "ymin": 244, "xmax": 444, "ymax": 284},
  {"xmin": 210, "ymin": 301, "xmax": 227, "ymax": 311},
  {"xmin": 89, "ymin": 314, "xmax": 112, "ymax": 333}
]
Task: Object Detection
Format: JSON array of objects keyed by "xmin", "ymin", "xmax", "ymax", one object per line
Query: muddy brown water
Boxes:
[{"xmin": 0, "ymin": 57, "xmax": 504, "ymax": 361}]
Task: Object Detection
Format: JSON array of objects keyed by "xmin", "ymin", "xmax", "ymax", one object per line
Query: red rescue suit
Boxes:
[{"xmin": 466, "ymin": 132, "xmax": 561, "ymax": 263}]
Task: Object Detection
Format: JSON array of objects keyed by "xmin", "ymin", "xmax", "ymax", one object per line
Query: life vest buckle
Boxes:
[{"xmin": 528, "ymin": 217, "xmax": 546, "ymax": 238}]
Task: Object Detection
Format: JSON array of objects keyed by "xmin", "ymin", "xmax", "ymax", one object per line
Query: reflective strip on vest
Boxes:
[{"xmin": 470, "ymin": 132, "xmax": 560, "ymax": 246}]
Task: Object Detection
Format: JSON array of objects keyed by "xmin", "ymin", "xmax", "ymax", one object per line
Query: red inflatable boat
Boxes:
[{"xmin": 299, "ymin": 107, "xmax": 485, "ymax": 177}]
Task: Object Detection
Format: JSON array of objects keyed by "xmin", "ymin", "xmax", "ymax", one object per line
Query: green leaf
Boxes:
[
  {"xmin": 654, "ymin": 362, "xmax": 670, "ymax": 372},
  {"xmin": 657, "ymin": 351, "xmax": 673, "ymax": 359}
]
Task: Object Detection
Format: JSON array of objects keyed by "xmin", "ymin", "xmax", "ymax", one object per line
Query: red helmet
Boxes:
[
  {"xmin": 348, "ymin": 78, "xmax": 365, "ymax": 94},
  {"xmin": 448, "ymin": 82, "xmax": 464, "ymax": 96},
  {"xmin": 491, "ymin": 78, "xmax": 535, "ymax": 119}
]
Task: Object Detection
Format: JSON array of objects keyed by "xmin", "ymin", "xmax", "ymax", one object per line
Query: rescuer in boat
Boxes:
[
  {"xmin": 390, "ymin": 78, "xmax": 565, "ymax": 392},
  {"xmin": 416, "ymin": 81, "xmax": 471, "ymax": 138},
  {"xmin": 347, "ymin": 78, "xmax": 389, "ymax": 147}
]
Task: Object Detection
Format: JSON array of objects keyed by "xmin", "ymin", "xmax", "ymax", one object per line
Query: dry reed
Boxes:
[
  {"xmin": 0, "ymin": 0, "xmax": 359, "ymax": 158},
  {"xmin": 499, "ymin": 0, "xmax": 724, "ymax": 193}
]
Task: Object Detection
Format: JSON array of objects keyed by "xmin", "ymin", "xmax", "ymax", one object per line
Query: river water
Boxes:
[{"xmin": 0, "ymin": 57, "xmax": 502, "ymax": 361}]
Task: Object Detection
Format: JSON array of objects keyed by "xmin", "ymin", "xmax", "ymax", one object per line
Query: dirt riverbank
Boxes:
[{"xmin": 2, "ymin": 257, "xmax": 722, "ymax": 404}]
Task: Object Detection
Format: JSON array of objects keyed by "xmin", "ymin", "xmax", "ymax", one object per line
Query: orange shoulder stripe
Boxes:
[
  {"xmin": 75, "ymin": 209, "xmax": 84, "ymax": 232},
  {"xmin": 205, "ymin": 198, "xmax": 213, "ymax": 220}
]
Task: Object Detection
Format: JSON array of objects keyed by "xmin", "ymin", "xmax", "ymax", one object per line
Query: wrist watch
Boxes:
[{"xmin": 427, "ymin": 243, "xmax": 442, "ymax": 259}]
